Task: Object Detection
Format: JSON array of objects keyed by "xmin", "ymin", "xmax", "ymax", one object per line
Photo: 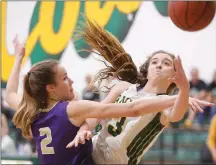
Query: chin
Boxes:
[
  {"xmin": 70, "ymin": 93, "xmax": 75, "ymax": 100},
  {"xmin": 68, "ymin": 95, "xmax": 75, "ymax": 101},
  {"xmin": 63, "ymin": 95, "xmax": 74, "ymax": 101}
]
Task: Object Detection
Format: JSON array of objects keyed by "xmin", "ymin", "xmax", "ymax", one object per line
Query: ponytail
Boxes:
[
  {"xmin": 78, "ymin": 17, "xmax": 146, "ymax": 91},
  {"xmin": 13, "ymin": 74, "xmax": 38, "ymax": 139}
]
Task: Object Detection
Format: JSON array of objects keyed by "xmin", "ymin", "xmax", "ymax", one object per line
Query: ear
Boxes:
[{"xmin": 46, "ymin": 84, "xmax": 55, "ymax": 92}]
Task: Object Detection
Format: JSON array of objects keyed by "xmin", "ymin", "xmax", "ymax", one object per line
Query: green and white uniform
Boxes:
[{"xmin": 92, "ymin": 84, "xmax": 169, "ymax": 164}]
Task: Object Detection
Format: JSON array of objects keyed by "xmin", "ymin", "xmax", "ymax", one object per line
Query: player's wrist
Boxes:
[{"xmin": 179, "ymin": 85, "xmax": 190, "ymax": 93}]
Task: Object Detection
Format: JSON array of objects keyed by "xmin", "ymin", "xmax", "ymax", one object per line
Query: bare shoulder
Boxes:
[
  {"xmin": 117, "ymin": 81, "xmax": 132, "ymax": 87},
  {"xmin": 67, "ymin": 100, "xmax": 88, "ymax": 113},
  {"xmin": 66, "ymin": 100, "xmax": 90, "ymax": 126},
  {"xmin": 113, "ymin": 81, "xmax": 132, "ymax": 95},
  {"xmin": 66, "ymin": 100, "xmax": 100, "ymax": 117}
]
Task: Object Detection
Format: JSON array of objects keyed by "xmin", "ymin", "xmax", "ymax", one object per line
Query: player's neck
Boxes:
[
  {"xmin": 142, "ymin": 82, "xmax": 169, "ymax": 94},
  {"xmin": 47, "ymin": 98, "xmax": 59, "ymax": 109}
]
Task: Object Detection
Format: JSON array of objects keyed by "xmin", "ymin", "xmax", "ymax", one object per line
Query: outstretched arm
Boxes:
[
  {"xmin": 85, "ymin": 81, "xmax": 132, "ymax": 129},
  {"xmin": 165, "ymin": 57, "xmax": 211, "ymax": 123},
  {"xmin": 166, "ymin": 56, "xmax": 190, "ymax": 122},
  {"xmin": 66, "ymin": 81, "xmax": 131, "ymax": 148},
  {"xmin": 5, "ymin": 36, "xmax": 25, "ymax": 110},
  {"xmin": 67, "ymin": 57, "xmax": 211, "ymax": 120}
]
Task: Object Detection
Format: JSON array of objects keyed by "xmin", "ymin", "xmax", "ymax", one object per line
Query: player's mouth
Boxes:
[{"xmin": 154, "ymin": 70, "xmax": 161, "ymax": 74}]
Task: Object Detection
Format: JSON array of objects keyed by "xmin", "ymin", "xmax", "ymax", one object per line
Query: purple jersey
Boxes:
[{"xmin": 31, "ymin": 101, "xmax": 94, "ymax": 165}]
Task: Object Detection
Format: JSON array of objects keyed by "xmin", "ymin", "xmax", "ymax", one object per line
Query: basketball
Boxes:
[{"xmin": 168, "ymin": 2, "xmax": 216, "ymax": 31}]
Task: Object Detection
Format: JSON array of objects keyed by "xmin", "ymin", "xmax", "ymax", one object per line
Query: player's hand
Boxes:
[
  {"xmin": 66, "ymin": 130, "xmax": 92, "ymax": 148},
  {"xmin": 189, "ymin": 97, "xmax": 214, "ymax": 113},
  {"xmin": 168, "ymin": 56, "xmax": 189, "ymax": 91},
  {"xmin": 12, "ymin": 35, "xmax": 25, "ymax": 61}
]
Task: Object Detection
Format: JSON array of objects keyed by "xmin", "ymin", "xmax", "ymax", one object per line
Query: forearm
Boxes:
[
  {"xmin": 5, "ymin": 59, "xmax": 22, "ymax": 98},
  {"xmin": 132, "ymin": 95, "xmax": 178, "ymax": 116},
  {"xmin": 72, "ymin": 95, "xmax": 179, "ymax": 119},
  {"xmin": 168, "ymin": 90, "xmax": 189, "ymax": 122}
]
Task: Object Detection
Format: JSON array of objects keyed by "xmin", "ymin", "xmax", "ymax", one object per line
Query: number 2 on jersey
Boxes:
[
  {"xmin": 39, "ymin": 127, "xmax": 55, "ymax": 154},
  {"xmin": 108, "ymin": 117, "xmax": 126, "ymax": 137}
]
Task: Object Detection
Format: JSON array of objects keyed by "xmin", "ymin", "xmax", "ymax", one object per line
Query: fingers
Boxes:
[
  {"xmin": 12, "ymin": 38, "xmax": 18, "ymax": 47},
  {"xmin": 12, "ymin": 34, "xmax": 18, "ymax": 45},
  {"xmin": 12, "ymin": 35, "xmax": 26, "ymax": 50},
  {"xmin": 21, "ymin": 47, "xmax": 26, "ymax": 55},
  {"xmin": 195, "ymin": 99, "xmax": 214, "ymax": 107},
  {"xmin": 174, "ymin": 56, "xmax": 184, "ymax": 73},
  {"xmin": 80, "ymin": 133, "xmax": 86, "ymax": 144},
  {"xmin": 74, "ymin": 137, "xmax": 79, "ymax": 147},
  {"xmin": 189, "ymin": 99, "xmax": 203, "ymax": 113},
  {"xmin": 189, "ymin": 102, "xmax": 196, "ymax": 112},
  {"xmin": 22, "ymin": 41, "xmax": 26, "ymax": 48},
  {"xmin": 192, "ymin": 101, "xmax": 204, "ymax": 113},
  {"xmin": 80, "ymin": 131, "xmax": 92, "ymax": 143},
  {"xmin": 86, "ymin": 131, "xmax": 92, "ymax": 140},
  {"xmin": 177, "ymin": 56, "xmax": 183, "ymax": 70},
  {"xmin": 66, "ymin": 141, "xmax": 75, "ymax": 148},
  {"xmin": 173, "ymin": 58, "xmax": 178, "ymax": 72},
  {"xmin": 75, "ymin": 133, "xmax": 86, "ymax": 147},
  {"xmin": 66, "ymin": 131, "xmax": 92, "ymax": 148}
]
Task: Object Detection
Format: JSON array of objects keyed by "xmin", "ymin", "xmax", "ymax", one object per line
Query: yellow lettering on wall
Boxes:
[
  {"xmin": 39, "ymin": 1, "xmax": 80, "ymax": 54},
  {"xmin": 85, "ymin": 1, "xmax": 141, "ymax": 27},
  {"xmin": 115, "ymin": 1, "xmax": 142, "ymax": 14},
  {"xmin": 2, "ymin": 1, "xmax": 80, "ymax": 82},
  {"xmin": 85, "ymin": 2, "xmax": 115, "ymax": 27},
  {"xmin": 1, "ymin": 2, "xmax": 40, "ymax": 82},
  {"xmin": 2, "ymin": 1, "xmax": 140, "ymax": 83}
]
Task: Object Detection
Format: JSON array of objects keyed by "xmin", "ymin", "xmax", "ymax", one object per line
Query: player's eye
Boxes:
[
  {"xmin": 151, "ymin": 61, "xmax": 157, "ymax": 64},
  {"xmin": 164, "ymin": 61, "xmax": 170, "ymax": 66}
]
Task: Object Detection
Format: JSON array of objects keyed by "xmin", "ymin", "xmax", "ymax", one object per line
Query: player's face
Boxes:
[
  {"xmin": 52, "ymin": 65, "xmax": 75, "ymax": 101},
  {"xmin": 147, "ymin": 53, "xmax": 174, "ymax": 82}
]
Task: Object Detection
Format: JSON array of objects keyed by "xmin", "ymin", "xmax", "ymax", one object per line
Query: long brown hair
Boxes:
[
  {"xmin": 79, "ymin": 18, "xmax": 177, "ymax": 94},
  {"xmin": 13, "ymin": 60, "xmax": 59, "ymax": 138}
]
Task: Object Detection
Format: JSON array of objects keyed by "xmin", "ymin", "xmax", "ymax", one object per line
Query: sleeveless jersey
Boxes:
[
  {"xmin": 92, "ymin": 84, "xmax": 168, "ymax": 164},
  {"xmin": 31, "ymin": 101, "xmax": 94, "ymax": 165}
]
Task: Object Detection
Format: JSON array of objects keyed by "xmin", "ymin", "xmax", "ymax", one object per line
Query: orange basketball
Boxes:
[{"xmin": 168, "ymin": 2, "xmax": 216, "ymax": 31}]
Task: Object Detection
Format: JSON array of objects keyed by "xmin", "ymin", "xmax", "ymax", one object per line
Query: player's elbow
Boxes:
[
  {"xmin": 5, "ymin": 92, "xmax": 10, "ymax": 102},
  {"xmin": 5, "ymin": 93, "xmax": 12, "ymax": 107},
  {"xmin": 169, "ymin": 115, "xmax": 184, "ymax": 123},
  {"xmin": 169, "ymin": 118, "xmax": 181, "ymax": 123}
]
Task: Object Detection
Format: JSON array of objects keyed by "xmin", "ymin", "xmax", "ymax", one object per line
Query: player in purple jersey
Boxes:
[{"xmin": 5, "ymin": 34, "xmax": 213, "ymax": 165}]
